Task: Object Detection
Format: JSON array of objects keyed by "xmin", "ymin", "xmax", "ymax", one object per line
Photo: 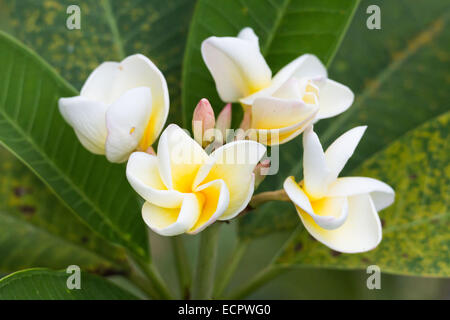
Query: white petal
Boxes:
[
  {"xmin": 326, "ymin": 177, "xmax": 395, "ymax": 211},
  {"xmin": 284, "ymin": 177, "xmax": 348, "ymax": 230},
  {"xmin": 272, "ymin": 77, "xmax": 303, "ymax": 100},
  {"xmin": 237, "ymin": 27, "xmax": 260, "ymax": 47},
  {"xmin": 324, "ymin": 126, "xmax": 366, "ymax": 180},
  {"xmin": 188, "ymin": 179, "xmax": 230, "ymax": 234},
  {"xmin": 105, "ymin": 87, "xmax": 152, "ymax": 163},
  {"xmin": 283, "ymin": 176, "xmax": 314, "ymax": 215},
  {"xmin": 317, "ymin": 79, "xmax": 354, "ymax": 119},
  {"xmin": 271, "ymin": 54, "xmax": 327, "ymax": 92},
  {"xmin": 58, "ymin": 96, "xmax": 108, "ymax": 155},
  {"xmin": 142, "ymin": 193, "xmax": 202, "ymax": 236},
  {"xmin": 219, "ymin": 174, "xmax": 255, "ymax": 221},
  {"xmin": 252, "ymin": 97, "xmax": 316, "ymax": 130},
  {"xmin": 239, "ymin": 55, "xmax": 326, "ymax": 106},
  {"xmin": 309, "ymin": 196, "xmax": 348, "ymax": 230},
  {"xmin": 112, "ymin": 54, "xmax": 169, "ymax": 148},
  {"xmin": 201, "ymin": 35, "xmax": 272, "ymax": 102},
  {"xmin": 126, "ymin": 152, "xmax": 184, "ymax": 208},
  {"xmin": 298, "ymin": 194, "xmax": 382, "ymax": 253},
  {"xmin": 302, "ymin": 126, "xmax": 332, "ymax": 199},
  {"xmin": 252, "ymin": 98, "xmax": 318, "ymax": 145},
  {"xmin": 204, "ymin": 140, "xmax": 266, "ymax": 219},
  {"xmin": 80, "ymin": 62, "xmax": 119, "ymax": 104},
  {"xmin": 157, "ymin": 124, "xmax": 211, "ymax": 192}
]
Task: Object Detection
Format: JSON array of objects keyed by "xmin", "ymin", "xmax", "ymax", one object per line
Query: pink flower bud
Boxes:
[
  {"xmin": 216, "ymin": 103, "xmax": 232, "ymax": 140},
  {"xmin": 192, "ymin": 98, "xmax": 215, "ymax": 145},
  {"xmin": 254, "ymin": 159, "xmax": 271, "ymax": 188}
]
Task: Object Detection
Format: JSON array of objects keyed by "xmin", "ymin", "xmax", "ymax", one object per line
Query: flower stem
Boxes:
[
  {"xmin": 225, "ymin": 266, "xmax": 287, "ymax": 300},
  {"xmin": 129, "ymin": 253, "xmax": 174, "ymax": 300},
  {"xmin": 171, "ymin": 236, "xmax": 192, "ymax": 299},
  {"xmin": 128, "ymin": 266, "xmax": 159, "ymax": 299},
  {"xmin": 249, "ymin": 189, "xmax": 289, "ymax": 208},
  {"xmin": 224, "ymin": 227, "xmax": 300, "ymax": 299},
  {"xmin": 213, "ymin": 239, "xmax": 249, "ymax": 298},
  {"xmin": 192, "ymin": 223, "xmax": 221, "ymax": 299}
]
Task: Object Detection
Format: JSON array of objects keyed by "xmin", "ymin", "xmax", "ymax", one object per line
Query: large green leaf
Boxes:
[
  {"xmin": 0, "ymin": 0, "xmax": 197, "ymax": 259},
  {"xmin": 0, "ymin": 269, "xmax": 137, "ymax": 299},
  {"xmin": 0, "ymin": 32, "xmax": 147, "ymax": 257},
  {"xmin": 0, "ymin": 0, "xmax": 196, "ymax": 125},
  {"xmin": 0, "ymin": 146, "xmax": 128, "ymax": 274},
  {"xmin": 182, "ymin": 0, "xmax": 359, "ymax": 125},
  {"xmin": 276, "ymin": 112, "xmax": 450, "ymax": 277},
  {"xmin": 239, "ymin": 0, "xmax": 450, "ymax": 238}
]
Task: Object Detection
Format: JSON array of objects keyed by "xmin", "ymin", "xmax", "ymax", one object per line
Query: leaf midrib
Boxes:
[
  {"xmin": 101, "ymin": 0, "xmax": 126, "ymax": 60},
  {"xmin": 261, "ymin": 0, "xmax": 291, "ymax": 55}
]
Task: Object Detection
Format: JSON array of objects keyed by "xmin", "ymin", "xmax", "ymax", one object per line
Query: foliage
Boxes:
[{"xmin": 0, "ymin": 0, "xmax": 448, "ymax": 299}]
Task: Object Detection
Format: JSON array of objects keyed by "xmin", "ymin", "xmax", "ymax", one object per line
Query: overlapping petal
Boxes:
[
  {"xmin": 251, "ymin": 97, "xmax": 318, "ymax": 145},
  {"xmin": 80, "ymin": 61, "xmax": 119, "ymax": 104},
  {"xmin": 105, "ymin": 87, "xmax": 153, "ymax": 163},
  {"xmin": 240, "ymin": 54, "xmax": 327, "ymax": 106},
  {"xmin": 299, "ymin": 194, "xmax": 382, "ymax": 253},
  {"xmin": 142, "ymin": 193, "xmax": 203, "ymax": 236},
  {"xmin": 157, "ymin": 124, "xmax": 210, "ymax": 192},
  {"xmin": 188, "ymin": 179, "xmax": 230, "ymax": 234},
  {"xmin": 58, "ymin": 96, "xmax": 108, "ymax": 155},
  {"xmin": 126, "ymin": 152, "xmax": 184, "ymax": 208},
  {"xmin": 251, "ymin": 97, "xmax": 316, "ymax": 130},
  {"xmin": 201, "ymin": 140, "xmax": 266, "ymax": 220},
  {"xmin": 111, "ymin": 54, "xmax": 169, "ymax": 149},
  {"xmin": 284, "ymin": 177, "xmax": 348, "ymax": 230},
  {"xmin": 326, "ymin": 177, "xmax": 395, "ymax": 211}
]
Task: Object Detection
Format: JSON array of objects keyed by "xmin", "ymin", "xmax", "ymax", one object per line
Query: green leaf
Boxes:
[
  {"xmin": 239, "ymin": 0, "xmax": 450, "ymax": 238},
  {"xmin": 182, "ymin": 0, "xmax": 360, "ymax": 125},
  {"xmin": 276, "ymin": 112, "xmax": 450, "ymax": 277},
  {"xmin": 0, "ymin": 31, "xmax": 147, "ymax": 258},
  {"xmin": 0, "ymin": 269, "xmax": 137, "ymax": 299},
  {"xmin": 0, "ymin": 0, "xmax": 196, "ymax": 125},
  {"xmin": 0, "ymin": 145, "xmax": 128, "ymax": 274}
]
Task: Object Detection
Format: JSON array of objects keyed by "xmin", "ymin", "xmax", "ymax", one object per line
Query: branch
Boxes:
[{"xmin": 249, "ymin": 189, "xmax": 289, "ymax": 208}]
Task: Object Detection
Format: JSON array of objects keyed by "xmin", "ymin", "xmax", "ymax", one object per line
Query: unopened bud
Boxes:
[
  {"xmin": 216, "ymin": 103, "xmax": 232, "ymax": 140},
  {"xmin": 192, "ymin": 98, "xmax": 215, "ymax": 146},
  {"xmin": 254, "ymin": 159, "xmax": 271, "ymax": 188}
]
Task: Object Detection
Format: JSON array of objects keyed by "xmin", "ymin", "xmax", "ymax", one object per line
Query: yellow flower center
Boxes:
[{"xmin": 302, "ymin": 81, "xmax": 319, "ymax": 105}]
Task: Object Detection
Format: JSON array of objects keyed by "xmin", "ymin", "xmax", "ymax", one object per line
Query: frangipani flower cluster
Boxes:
[
  {"xmin": 59, "ymin": 54, "xmax": 169, "ymax": 163},
  {"xmin": 58, "ymin": 27, "xmax": 394, "ymax": 253},
  {"xmin": 202, "ymin": 27, "xmax": 354, "ymax": 145}
]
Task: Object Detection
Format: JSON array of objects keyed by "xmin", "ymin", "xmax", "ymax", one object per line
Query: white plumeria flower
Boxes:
[
  {"xmin": 283, "ymin": 126, "xmax": 395, "ymax": 253},
  {"xmin": 201, "ymin": 27, "xmax": 354, "ymax": 145},
  {"xmin": 59, "ymin": 54, "xmax": 169, "ymax": 163},
  {"xmin": 126, "ymin": 124, "xmax": 266, "ymax": 236}
]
